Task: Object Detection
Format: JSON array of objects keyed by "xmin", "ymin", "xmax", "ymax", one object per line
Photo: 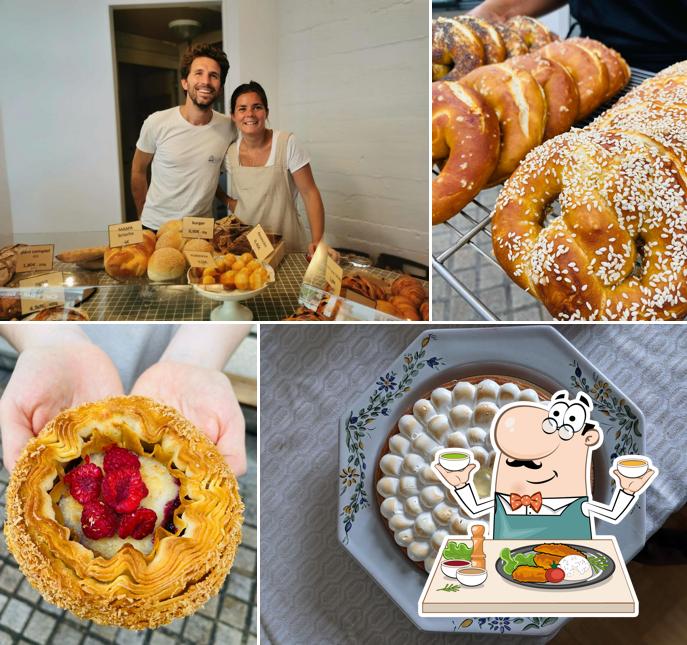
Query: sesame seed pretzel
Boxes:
[{"xmin": 492, "ymin": 106, "xmax": 687, "ymax": 320}]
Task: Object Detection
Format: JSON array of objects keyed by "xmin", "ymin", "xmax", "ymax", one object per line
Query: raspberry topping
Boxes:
[
  {"xmin": 163, "ymin": 497, "xmax": 181, "ymax": 533},
  {"xmin": 102, "ymin": 469, "xmax": 149, "ymax": 514},
  {"xmin": 118, "ymin": 507, "xmax": 158, "ymax": 540},
  {"xmin": 81, "ymin": 501, "xmax": 118, "ymax": 539},
  {"xmin": 64, "ymin": 460, "xmax": 103, "ymax": 504},
  {"xmin": 103, "ymin": 445, "xmax": 140, "ymax": 473}
]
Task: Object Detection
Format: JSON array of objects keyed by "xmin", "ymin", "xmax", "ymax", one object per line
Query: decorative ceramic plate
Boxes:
[{"xmin": 338, "ymin": 326, "xmax": 645, "ymax": 636}]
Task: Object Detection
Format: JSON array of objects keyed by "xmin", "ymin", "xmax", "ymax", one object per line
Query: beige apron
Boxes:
[{"xmin": 227, "ymin": 131, "xmax": 306, "ymax": 251}]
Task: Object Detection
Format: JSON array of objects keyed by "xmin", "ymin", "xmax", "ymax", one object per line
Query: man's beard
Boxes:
[{"xmin": 189, "ymin": 86, "xmax": 216, "ymax": 110}]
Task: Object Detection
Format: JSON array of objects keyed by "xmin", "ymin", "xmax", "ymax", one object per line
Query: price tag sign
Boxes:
[
  {"xmin": 108, "ymin": 221, "xmax": 143, "ymax": 247},
  {"xmin": 184, "ymin": 250, "xmax": 216, "ymax": 268},
  {"xmin": 19, "ymin": 271, "xmax": 65, "ymax": 315},
  {"xmin": 246, "ymin": 224, "xmax": 274, "ymax": 261},
  {"xmin": 182, "ymin": 216, "xmax": 214, "ymax": 239},
  {"xmin": 15, "ymin": 245, "xmax": 54, "ymax": 273},
  {"xmin": 325, "ymin": 256, "xmax": 343, "ymax": 296}
]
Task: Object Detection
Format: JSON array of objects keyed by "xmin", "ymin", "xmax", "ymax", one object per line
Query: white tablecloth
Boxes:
[{"xmin": 260, "ymin": 324, "xmax": 687, "ymax": 644}]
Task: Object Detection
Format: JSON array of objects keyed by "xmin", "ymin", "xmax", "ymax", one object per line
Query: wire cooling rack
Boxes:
[{"xmin": 432, "ymin": 67, "xmax": 655, "ymax": 321}]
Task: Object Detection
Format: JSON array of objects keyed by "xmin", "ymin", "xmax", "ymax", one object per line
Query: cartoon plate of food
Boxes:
[{"xmin": 496, "ymin": 542, "xmax": 615, "ymax": 589}]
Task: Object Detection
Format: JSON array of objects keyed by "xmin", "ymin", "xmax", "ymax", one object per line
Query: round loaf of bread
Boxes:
[
  {"xmin": 147, "ymin": 248, "xmax": 186, "ymax": 281},
  {"xmin": 156, "ymin": 219, "xmax": 183, "ymax": 238},
  {"xmin": 156, "ymin": 231, "xmax": 186, "ymax": 251},
  {"xmin": 183, "ymin": 238, "xmax": 214, "ymax": 254}
]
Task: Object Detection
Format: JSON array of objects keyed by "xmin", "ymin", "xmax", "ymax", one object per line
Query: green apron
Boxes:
[{"xmin": 493, "ymin": 495, "xmax": 592, "ymax": 540}]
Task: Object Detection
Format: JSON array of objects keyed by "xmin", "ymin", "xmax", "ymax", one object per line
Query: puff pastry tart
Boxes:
[{"xmin": 4, "ymin": 396, "xmax": 243, "ymax": 629}]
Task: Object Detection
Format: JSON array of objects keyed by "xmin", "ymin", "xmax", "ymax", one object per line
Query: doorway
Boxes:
[{"xmin": 111, "ymin": 3, "xmax": 224, "ymax": 222}]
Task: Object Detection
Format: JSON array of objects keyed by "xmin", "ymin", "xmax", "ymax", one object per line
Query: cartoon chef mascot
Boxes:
[{"xmin": 433, "ymin": 391, "xmax": 657, "ymax": 540}]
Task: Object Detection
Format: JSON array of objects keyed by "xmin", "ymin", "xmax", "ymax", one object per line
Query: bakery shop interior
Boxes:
[
  {"xmin": 432, "ymin": 0, "xmax": 687, "ymax": 322},
  {"xmin": 0, "ymin": 323, "xmax": 257, "ymax": 638},
  {"xmin": 0, "ymin": 1, "xmax": 427, "ymax": 322}
]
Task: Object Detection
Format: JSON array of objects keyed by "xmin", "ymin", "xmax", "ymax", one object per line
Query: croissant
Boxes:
[
  {"xmin": 432, "ymin": 38, "xmax": 629, "ymax": 224},
  {"xmin": 432, "ymin": 15, "xmax": 557, "ymax": 81},
  {"xmin": 491, "ymin": 60, "xmax": 687, "ymax": 320},
  {"xmin": 5, "ymin": 396, "xmax": 243, "ymax": 629}
]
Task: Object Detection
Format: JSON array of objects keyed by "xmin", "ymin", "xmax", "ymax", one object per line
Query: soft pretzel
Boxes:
[
  {"xmin": 567, "ymin": 37, "xmax": 630, "ymax": 101},
  {"xmin": 492, "ymin": 79, "xmax": 687, "ymax": 321},
  {"xmin": 5, "ymin": 396, "xmax": 243, "ymax": 628},
  {"xmin": 432, "ymin": 17, "xmax": 484, "ymax": 81},
  {"xmin": 494, "ymin": 22, "xmax": 529, "ymax": 58},
  {"xmin": 538, "ymin": 41, "xmax": 609, "ymax": 118},
  {"xmin": 461, "ymin": 64, "xmax": 547, "ymax": 183},
  {"xmin": 506, "ymin": 54, "xmax": 579, "ymax": 140},
  {"xmin": 507, "ymin": 16, "xmax": 558, "ymax": 49},
  {"xmin": 455, "ymin": 16, "xmax": 506, "ymax": 64},
  {"xmin": 432, "ymin": 81, "xmax": 500, "ymax": 224}
]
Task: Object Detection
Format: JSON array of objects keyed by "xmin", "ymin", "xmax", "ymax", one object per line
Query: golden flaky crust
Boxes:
[{"xmin": 5, "ymin": 396, "xmax": 243, "ymax": 630}]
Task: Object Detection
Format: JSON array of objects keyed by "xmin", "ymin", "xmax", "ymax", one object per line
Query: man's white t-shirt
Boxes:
[
  {"xmin": 136, "ymin": 107, "xmax": 233, "ymax": 230},
  {"xmin": 224, "ymin": 130, "xmax": 310, "ymax": 202}
]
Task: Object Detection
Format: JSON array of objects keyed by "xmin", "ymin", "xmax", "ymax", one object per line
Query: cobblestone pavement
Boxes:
[
  {"xmin": 0, "ymin": 368, "xmax": 257, "ymax": 645},
  {"xmin": 432, "ymin": 186, "xmax": 551, "ymax": 322}
]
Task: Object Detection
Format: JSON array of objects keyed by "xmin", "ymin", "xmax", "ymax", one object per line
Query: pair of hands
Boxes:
[{"xmin": 0, "ymin": 340, "xmax": 246, "ymax": 476}]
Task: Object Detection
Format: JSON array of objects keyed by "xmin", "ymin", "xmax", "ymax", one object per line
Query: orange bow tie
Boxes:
[{"xmin": 510, "ymin": 492, "xmax": 543, "ymax": 513}]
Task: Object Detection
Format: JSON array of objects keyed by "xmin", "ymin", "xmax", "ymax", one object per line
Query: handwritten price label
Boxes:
[
  {"xmin": 108, "ymin": 221, "xmax": 143, "ymax": 247},
  {"xmin": 19, "ymin": 271, "xmax": 65, "ymax": 315},
  {"xmin": 184, "ymin": 250, "xmax": 216, "ymax": 268},
  {"xmin": 246, "ymin": 224, "xmax": 274, "ymax": 261},
  {"xmin": 325, "ymin": 256, "xmax": 343, "ymax": 296},
  {"xmin": 15, "ymin": 245, "xmax": 54, "ymax": 273},
  {"xmin": 182, "ymin": 216, "xmax": 214, "ymax": 239}
]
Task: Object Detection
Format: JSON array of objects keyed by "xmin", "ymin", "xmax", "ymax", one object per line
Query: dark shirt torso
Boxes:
[{"xmin": 569, "ymin": 0, "xmax": 687, "ymax": 71}]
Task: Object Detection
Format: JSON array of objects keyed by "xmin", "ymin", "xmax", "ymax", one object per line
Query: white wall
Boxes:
[
  {"xmin": 0, "ymin": 0, "xmax": 231, "ymax": 235},
  {"xmin": 276, "ymin": 0, "xmax": 428, "ymax": 264}
]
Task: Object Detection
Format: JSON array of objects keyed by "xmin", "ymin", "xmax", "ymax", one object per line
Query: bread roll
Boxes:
[
  {"xmin": 183, "ymin": 238, "xmax": 214, "ymax": 254},
  {"xmin": 104, "ymin": 231, "xmax": 156, "ymax": 279},
  {"xmin": 156, "ymin": 231, "xmax": 186, "ymax": 251},
  {"xmin": 156, "ymin": 219, "xmax": 183, "ymax": 238},
  {"xmin": 147, "ymin": 248, "xmax": 187, "ymax": 282}
]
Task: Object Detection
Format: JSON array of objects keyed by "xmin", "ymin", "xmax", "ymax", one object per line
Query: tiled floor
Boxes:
[{"xmin": 0, "ymin": 370, "xmax": 257, "ymax": 645}]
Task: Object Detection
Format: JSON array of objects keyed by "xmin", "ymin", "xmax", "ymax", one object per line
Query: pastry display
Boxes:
[
  {"xmin": 432, "ymin": 38, "xmax": 629, "ymax": 224},
  {"xmin": 342, "ymin": 273, "xmax": 429, "ymax": 320},
  {"xmin": 4, "ymin": 396, "xmax": 243, "ymax": 629},
  {"xmin": 189, "ymin": 252, "xmax": 270, "ymax": 292},
  {"xmin": 492, "ymin": 59, "xmax": 687, "ymax": 320},
  {"xmin": 376, "ymin": 377, "xmax": 548, "ymax": 573},
  {"xmin": 432, "ymin": 15, "xmax": 557, "ymax": 81}
]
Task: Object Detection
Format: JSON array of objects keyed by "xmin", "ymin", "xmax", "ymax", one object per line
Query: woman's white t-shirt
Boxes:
[{"xmin": 224, "ymin": 130, "xmax": 310, "ymax": 202}]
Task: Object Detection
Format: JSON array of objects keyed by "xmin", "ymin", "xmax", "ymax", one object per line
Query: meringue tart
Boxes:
[{"xmin": 4, "ymin": 396, "xmax": 243, "ymax": 629}]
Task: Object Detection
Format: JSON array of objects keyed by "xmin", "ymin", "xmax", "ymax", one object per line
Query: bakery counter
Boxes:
[
  {"xmin": 77, "ymin": 253, "xmax": 307, "ymax": 321},
  {"xmin": 1, "ymin": 252, "xmax": 308, "ymax": 321}
]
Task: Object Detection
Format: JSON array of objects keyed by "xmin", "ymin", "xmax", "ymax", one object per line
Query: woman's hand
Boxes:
[
  {"xmin": 131, "ymin": 362, "xmax": 246, "ymax": 476},
  {"xmin": 0, "ymin": 340, "xmax": 124, "ymax": 472}
]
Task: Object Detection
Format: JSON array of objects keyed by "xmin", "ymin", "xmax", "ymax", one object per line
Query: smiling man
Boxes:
[
  {"xmin": 131, "ymin": 44, "xmax": 232, "ymax": 232},
  {"xmin": 434, "ymin": 391, "xmax": 656, "ymax": 540}
]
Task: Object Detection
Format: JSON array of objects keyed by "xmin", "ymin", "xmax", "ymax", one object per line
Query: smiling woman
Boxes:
[{"xmin": 215, "ymin": 81, "xmax": 326, "ymax": 254}]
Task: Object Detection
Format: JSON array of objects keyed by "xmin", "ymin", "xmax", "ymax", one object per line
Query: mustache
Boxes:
[{"xmin": 505, "ymin": 458, "xmax": 542, "ymax": 470}]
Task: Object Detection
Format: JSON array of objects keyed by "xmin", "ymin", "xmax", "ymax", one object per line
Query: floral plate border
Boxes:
[{"xmin": 337, "ymin": 326, "xmax": 646, "ymax": 636}]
